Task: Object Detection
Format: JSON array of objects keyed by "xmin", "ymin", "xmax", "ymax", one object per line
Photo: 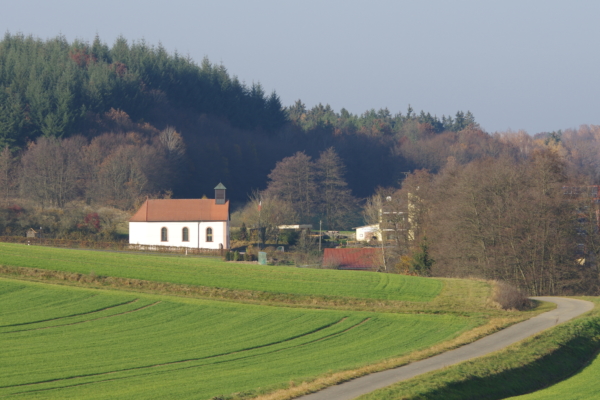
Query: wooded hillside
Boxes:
[
  {"xmin": 0, "ymin": 33, "xmax": 481, "ymax": 204},
  {"xmin": 4, "ymin": 33, "xmax": 600, "ymax": 296}
]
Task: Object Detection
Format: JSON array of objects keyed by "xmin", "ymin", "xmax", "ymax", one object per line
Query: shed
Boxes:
[
  {"xmin": 323, "ymin": 248, "xmax": 382, "ymax": 271},
  {"xmin": 26, "ymin": 228, "xmax": 40, "ymax": 238}
]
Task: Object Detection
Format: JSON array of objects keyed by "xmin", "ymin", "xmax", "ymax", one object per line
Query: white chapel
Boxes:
[{"xmin": 129, "ymin": 183, "xmax": 230, "ymax": 250}]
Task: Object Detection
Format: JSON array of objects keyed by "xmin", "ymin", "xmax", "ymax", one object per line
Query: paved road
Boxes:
[{"xmin": 297, "ymin": 297, "xmax": 594, "ymax": 400}]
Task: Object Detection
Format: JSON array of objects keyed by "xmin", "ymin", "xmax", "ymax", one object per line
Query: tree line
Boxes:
[
  {"xmin": 6, "ymin": 125, "xmax": 178, "ymax": 211},
  {"xmin": 0, "ymin": 33, "xmax": 482, "ymax": 203},
  {"xmin": 0, "ymin": 32, "xmax": 287, "ymax": 149},
  {"xmin": 364, "ymin": 126, "xmax": 600, "ymax": 295},
  {"xmin": 7, "ymin": 33, "xmax": 600, "ymax": 297},
  {"xmin": 234, "ymin": 148, "xmax": 360, "ymax": 243}
]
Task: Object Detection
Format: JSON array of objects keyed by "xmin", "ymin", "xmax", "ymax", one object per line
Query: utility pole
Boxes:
[
  {"xmin": 257, "ymin": 199, "xmax": 262, "ymax": 250},
  {"xmin": 319, "ymin": 220, "xmax": 322, "ymax": 252}
]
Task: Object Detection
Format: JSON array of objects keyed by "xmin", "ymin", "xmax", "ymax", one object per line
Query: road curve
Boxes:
[{"xmin": 297, "ymin": 297, "xmax": 594, "ymax": 400}]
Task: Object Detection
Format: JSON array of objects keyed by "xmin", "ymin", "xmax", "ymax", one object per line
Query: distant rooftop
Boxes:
[{"xmin": 323, "ymin": 248, "xmax": 381, "ymax": 271}]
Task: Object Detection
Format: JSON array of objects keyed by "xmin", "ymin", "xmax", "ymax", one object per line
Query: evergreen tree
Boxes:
[
  {"xmin": 239, "ymin": 222, "xmax": 248, "ymax": 241},
  {"xmin": 411, "ymin": 237, "xmax": 434, "ymax": 276}
]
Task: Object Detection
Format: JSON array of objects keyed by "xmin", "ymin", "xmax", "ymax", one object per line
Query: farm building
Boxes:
[
  {"xmin": 354, "ymin": 225, "xmax": 381, "ymax": 242},
  {"xmin": 26, "ymin": 228, "xmax": 40, "ymax": 238},
  {"xmin": 323, "ymin": 248, "xmax": 382, "ymax": 271},
  {"xmin": 129, "ymin": 183, "xmax": 230, "ymax": 250}
]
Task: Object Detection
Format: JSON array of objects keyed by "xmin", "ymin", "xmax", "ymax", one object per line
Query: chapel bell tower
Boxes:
[{"xmin": 214, "ymin": 183, "xmax": 227, "ymax": 204}]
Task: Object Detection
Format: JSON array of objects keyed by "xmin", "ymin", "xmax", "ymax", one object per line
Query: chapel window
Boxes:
[
  {"xmin": 206, "ymin": 227, "xmax": 213, "ymax": 242},
  {"xmin": 182, "ymin": 227, "xmax": 189, "ymax": 242},
  {"xmin": 161, "ymin": 227, "xmax": 168, "ymax": 242}
]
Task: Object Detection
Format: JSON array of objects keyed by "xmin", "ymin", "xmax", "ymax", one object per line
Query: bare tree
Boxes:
[
  {"xmin": 94, "ymin": 145, "xmax": 152, "ymax": 209},
  {"xmin": 20, "ymin": 136, "xmax": 85, "ymax": 208},
  {"xmin": 266, "ymin": 151, "xmax": 316, "ymax": 223},
  {"xmin": 315, "ymin": 147, "xmax": 357, "ymax": 230},
  {"xmin": 238, "ymin": 190, "xmax": 297, "ymax": 245},
  {"xmin": 157, "ymin": 126, "xmax": 186, "ymax": 164},
  {"xmin": 424, "ymin": 151, "xmax": 585, "ymax": 295}
]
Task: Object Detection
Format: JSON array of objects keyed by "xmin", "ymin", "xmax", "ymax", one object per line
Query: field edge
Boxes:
[{"xmin": 352, "ymin": 297, "xmax": 600, "ymax": 400}]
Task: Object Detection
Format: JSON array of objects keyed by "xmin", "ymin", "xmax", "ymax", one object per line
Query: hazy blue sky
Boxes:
[{"xmin": 2, "ymin": 0, "xmax": 598, "ymax": 134}]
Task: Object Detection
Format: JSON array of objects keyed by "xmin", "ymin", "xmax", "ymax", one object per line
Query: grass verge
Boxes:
[
  {"xmin": 0, "ymin": 242, "xmax": 442, "ymax": 302},
  {"xmin": 0, "ymin": 265, "xmax": 534, "ymax": 318},
  {"xmin": 353, "ymin": 298, "xmax": 600, "ymax": 400}
]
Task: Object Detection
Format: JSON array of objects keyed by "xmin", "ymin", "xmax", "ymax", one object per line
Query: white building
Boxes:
[
  {"xmin": 354, "ymin": 224, "xmax": 381, "ymax": 242},
  {"xmin": 129, "ymin": 184, "xmax": 230, "ymax": 250}
]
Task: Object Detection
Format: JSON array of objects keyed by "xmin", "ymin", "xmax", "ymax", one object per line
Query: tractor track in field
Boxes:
[
  {"xmin": 1, "ymin": 316, "xmax": 362, "ymax": 392},
  {"xmin": 2, "ymin": 301, "xmax": 162, "ymax": 333},
  {"xmin": 0, "ymin": 299, "xmax": 140, "ymax": 329}
]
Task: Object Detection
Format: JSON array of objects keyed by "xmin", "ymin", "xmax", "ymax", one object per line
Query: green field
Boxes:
[
  {"xmin": 0, "ymin": 243, "xmax": 442, "ymax": 301},
  {"xmin": 0, "ymin": 278, "xmax": 478, "ymax": 399}
]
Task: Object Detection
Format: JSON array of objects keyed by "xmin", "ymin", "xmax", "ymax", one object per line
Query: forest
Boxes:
[{"xmin": 1, "ymin": 33, "xmax": 600, "ymax": 295}]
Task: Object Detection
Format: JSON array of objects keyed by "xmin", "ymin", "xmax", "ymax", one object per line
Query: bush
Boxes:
[
  {"xmin": 492, "ymin": 280, "xmax": 531, "ymax": 310},
  {"xmin": 280, "ymin": 230, "xmax": 299, "ymax": 246}
]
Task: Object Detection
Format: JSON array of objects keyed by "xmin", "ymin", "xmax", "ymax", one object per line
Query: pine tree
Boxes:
[{"xmin": 0, "ymin": 146, "xmax": 14, "ymax": 204}]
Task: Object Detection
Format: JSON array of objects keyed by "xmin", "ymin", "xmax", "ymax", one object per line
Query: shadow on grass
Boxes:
[{"xmin": 407, "ymin": 318, "xmax": 600, "ymax": 400}]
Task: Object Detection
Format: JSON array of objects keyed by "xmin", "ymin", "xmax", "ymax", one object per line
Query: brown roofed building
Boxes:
[
  {"xmin": 129, "ymin": 184, "xmax": 230, "ymax": 250},
  {"xmin": 322, "ymin": 248, "xmax": 382, "ymax": 271}
]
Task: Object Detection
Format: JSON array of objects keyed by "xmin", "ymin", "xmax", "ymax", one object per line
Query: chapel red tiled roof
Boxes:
[
  {"xmin": 129, "ymin": 199, "xmax": 229, "ymax": 222},
  {"xmin": 323, "ymin": 248, "xmax": 381, "ymax": 271}
]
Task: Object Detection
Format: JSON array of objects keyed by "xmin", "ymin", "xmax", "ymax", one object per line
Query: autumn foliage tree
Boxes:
[{"xmin": 420, "ymin": 150, "xmax": 591, "ymax": 295}]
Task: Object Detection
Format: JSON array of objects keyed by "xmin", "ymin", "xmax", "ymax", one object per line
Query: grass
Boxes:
[
  {"xmin": 0, "ymin": 278, "xmax": 480, "ymax": 400},
  {"xmin": 511, "ymin": 353, "xmax": 600, "ymax": 399},
  {"xmin": 510, "ymin": 301, "xmax": 600, "ymax": 400},
  {"xmin": 0, "ymin": 242, "xmax": 442, "ymax": 302},
  {"xmin": 353, "ymin": 298, "xmax": 600, "ymax": 400},
  {"xmin": 0, "ymin": 243, "xmax": 553, "ymax": 399}
]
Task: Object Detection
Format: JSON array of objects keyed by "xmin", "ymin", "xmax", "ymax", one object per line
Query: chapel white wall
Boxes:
[{"xmin": 129, "ymin": 221, "xmax": 229, "ymax": 249}]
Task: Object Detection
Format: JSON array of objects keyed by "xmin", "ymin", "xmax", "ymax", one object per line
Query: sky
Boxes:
[{"xmin": 2, "ymin": 0, "xmax": 598, "ymax": 135}]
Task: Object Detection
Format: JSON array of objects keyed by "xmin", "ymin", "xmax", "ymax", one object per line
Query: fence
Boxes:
[{"xmin": 0, "ymin": 236, "xmax": 223, "ymax": 256}]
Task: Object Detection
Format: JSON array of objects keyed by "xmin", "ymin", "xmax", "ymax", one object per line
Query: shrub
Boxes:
[
  {"xmin": 280, "ymin": 230, "xmax": 299, "ymax": 246},
  {"xmin": 239, "ymin": 222, "xmax": 248, "ymax": 241},
  {"xmin": 492, "ymin": 280, "xmax": 531, "ymax": 310}
]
